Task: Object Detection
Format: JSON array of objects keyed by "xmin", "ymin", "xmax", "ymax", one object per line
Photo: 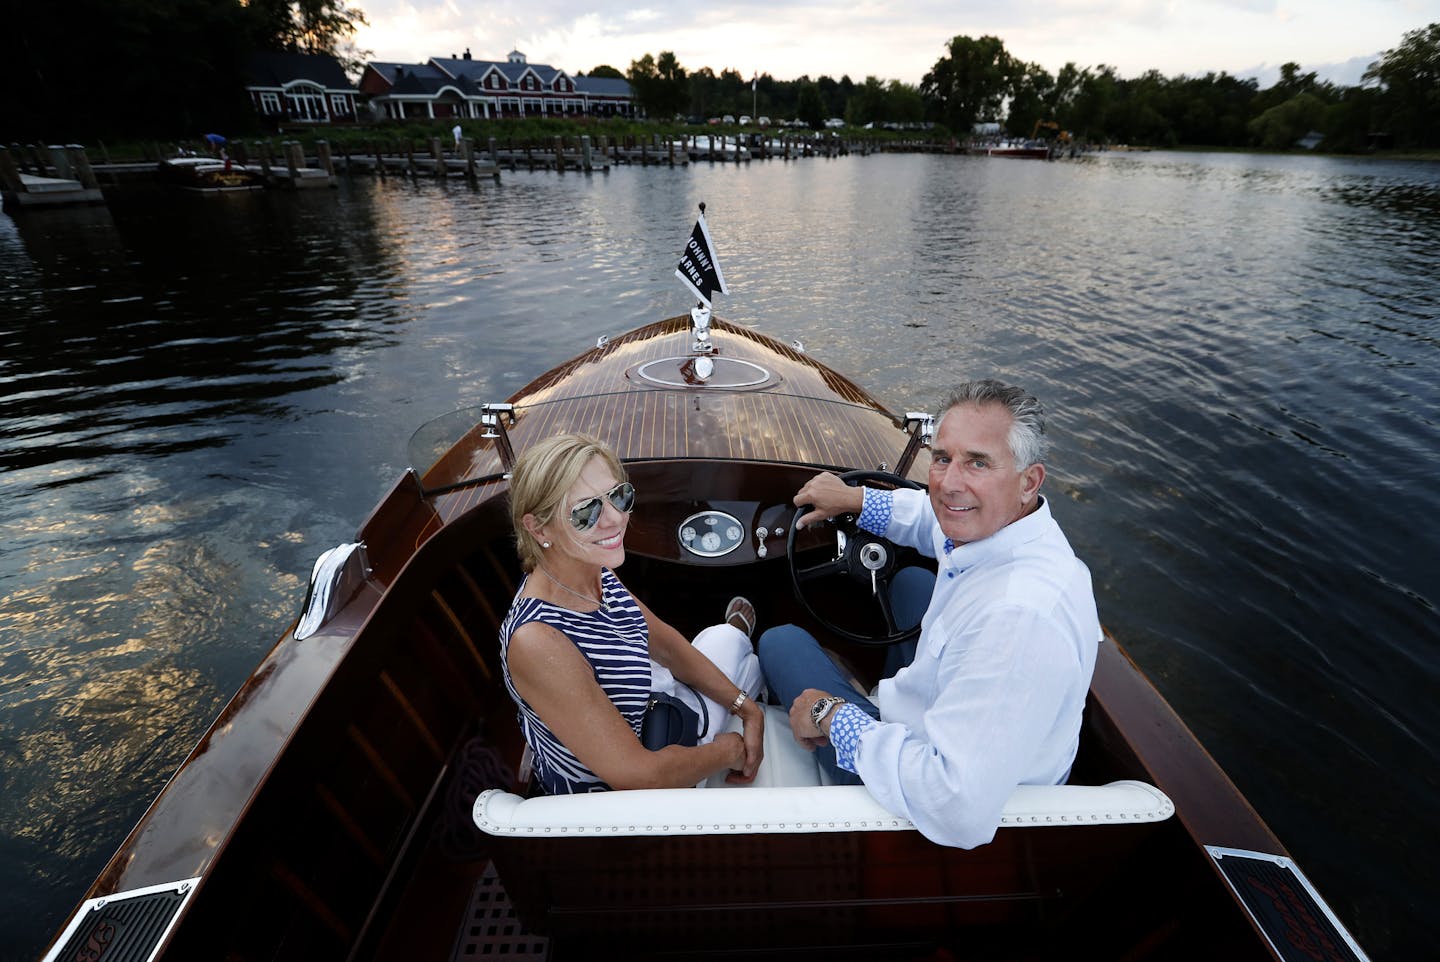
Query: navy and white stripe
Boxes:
[{"xmin": 499, "ymin": 568, "xmax": 651, "ymax": 794}]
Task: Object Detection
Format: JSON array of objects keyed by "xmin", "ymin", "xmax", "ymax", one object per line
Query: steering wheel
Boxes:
[{"xmin": 787, "ymin": 470, "xmax": 927, "ymax": 646}]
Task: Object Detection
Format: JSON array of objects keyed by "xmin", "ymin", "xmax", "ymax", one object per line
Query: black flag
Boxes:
[{"xmin": 675, "ymin": 210, "xmax": 728, "ymax": 307}]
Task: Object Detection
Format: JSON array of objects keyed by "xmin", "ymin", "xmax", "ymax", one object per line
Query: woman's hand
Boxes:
[
  {"xmin": 717, "ymin": 732, "xmax": 750, "ymax": 783},
  {"xmin": 724, "ymin": 700, "xmax": 766, "ymax": 783}
]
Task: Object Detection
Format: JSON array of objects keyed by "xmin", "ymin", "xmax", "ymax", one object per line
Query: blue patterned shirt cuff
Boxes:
[
  {"xmin": 857, "ymin": 487, "xmax": 893, "ymax": 536},
  {"xmin": 828, "ymin": 703, "xmax": 876, "ymax": 774}
]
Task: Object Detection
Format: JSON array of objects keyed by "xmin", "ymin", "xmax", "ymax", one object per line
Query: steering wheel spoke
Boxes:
[
  {"xmin": 795, "ymin": 554, "xmax": 848, "ymax": 582},
  {"xmin": 786, "ymin": 469, "xmax": 929, "ymax": 646},
  {"xmin": 874, "ymin": 581, "xmax": 903, "ymax": 634}
]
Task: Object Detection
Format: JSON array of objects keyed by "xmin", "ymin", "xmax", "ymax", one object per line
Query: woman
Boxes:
[{"xmin": 500, "ymin": 433, "xmax": 765, "ymax": 794}]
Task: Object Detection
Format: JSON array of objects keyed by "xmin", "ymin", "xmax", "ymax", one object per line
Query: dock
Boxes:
[{"xmin": 1, "ymin": 145, "xmax": 105, "ymax": 211}]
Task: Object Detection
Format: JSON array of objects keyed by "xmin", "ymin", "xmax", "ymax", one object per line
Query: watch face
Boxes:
[{"xmin": 811, "ymin": 697, "xmax": 833, "ymax": 725}]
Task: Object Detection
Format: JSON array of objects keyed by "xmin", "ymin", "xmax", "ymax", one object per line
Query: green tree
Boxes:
[
  {"xmin": 921, "ymin": 35, "xmax": 1021, "ymax": 133},
  {"xmin": 245, "ymin": 0, "xmax": 369, "ymax": 71},
  {"xmin": 586, "ymin": 65, "xmax": 625, "ymax": 80},
  {"xmin": 795, "ymin": 82, "xmax": 825, "ymax": 129},
  {"xmin": 1005, "ymin": 63, "xmax": 1054, "ymax": 136},
  {"xmin": 627, "ymin": 51, "xmax": 689, "ymax": 119},
  {"xmin": 1249, "ymin": 92, "xmax": 1327, "ymax": 148},
  {"xmin": 6, "ymin": 0, "xmax": 256, "ymax": 139},
  {"xmin": 1066, "ymin": 66, "xmax": 1119, "ymax": 142},
  {"xmin": 886, "ymin": 81, "xmax": 925, "ymax": 124},
  {"xmin": 1363, "ymin": 22, "xmax": 1440, "ymax": 148},
  {"xmin": 846, "ymin": 76, "xmax": 889, "ymax": 125}
]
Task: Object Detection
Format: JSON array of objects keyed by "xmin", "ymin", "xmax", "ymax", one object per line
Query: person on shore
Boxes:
[
  {"xmin": 758, "ymin": 379, "xmax": 1101, "ymax": 848},
  {"xmin": 500, "ymin": 433, "xmax": 765, "ymax": 794}
]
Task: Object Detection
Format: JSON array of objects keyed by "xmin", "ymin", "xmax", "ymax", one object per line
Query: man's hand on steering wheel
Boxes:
[
  {"xmin": 792, "ymin": 472, "xmax": 865, "ymax": 530},
  {"xmin": 787, "ymin": 469, "xmax": 927, "ymax": 646}
]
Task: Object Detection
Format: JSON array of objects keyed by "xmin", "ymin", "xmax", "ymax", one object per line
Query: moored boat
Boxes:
[
  {"xmin": 157, "ymin": 156, "xmax": 266, "ymax": 192},
  {"xmin": 985, "ymin": 141, "xmax": 1053, "ymax": 160},
  {"xmin": 40, "ymin": 228, "xmax": 1372, "ymax": 960}
]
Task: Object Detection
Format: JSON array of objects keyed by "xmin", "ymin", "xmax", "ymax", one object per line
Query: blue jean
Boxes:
[{"xmin": 757, "ymin": 566, "xmax": 935, "ymax": 784}]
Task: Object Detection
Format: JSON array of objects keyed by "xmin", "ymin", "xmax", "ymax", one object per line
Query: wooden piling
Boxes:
[
  {"xmin": 65, "ymin": 145, "xmax": 99, "ymax": 189},
  {"xmin": 48, "ymin": 145, "xmax": 74, "ymax": 179},
  {"xmin": 316, "ymin": 140, "xmax": 334, "ymax": 177},
  {"xmin": 284, "ymin": 141, "xmax": 300, "ymax": 182},
  {"xmin": 0, "ymin": 147, "xmax": 23, "ymax": 193}
]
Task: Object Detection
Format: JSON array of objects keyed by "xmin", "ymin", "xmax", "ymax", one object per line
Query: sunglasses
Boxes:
[{"xmin": 569, "ymin": 481, "xmax": 636, "ymax": 531}]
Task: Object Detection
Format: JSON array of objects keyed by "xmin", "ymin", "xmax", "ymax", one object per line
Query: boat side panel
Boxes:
[{"xmin": 155, "ymin": 496, "xmax": 524, "ymax": 960}]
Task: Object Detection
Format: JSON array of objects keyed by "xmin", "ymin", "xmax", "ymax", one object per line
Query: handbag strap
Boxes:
[{"xmin": 679, "ymin": 682, "xmax": 709, "ymax": 737}]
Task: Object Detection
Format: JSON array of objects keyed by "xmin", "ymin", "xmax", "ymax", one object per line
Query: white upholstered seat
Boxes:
[{"xmin": 473, "ymin": 705, "xmax": 1174, "ymax": 839}]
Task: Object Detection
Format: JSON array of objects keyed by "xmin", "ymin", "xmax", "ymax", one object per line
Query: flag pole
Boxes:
[{"xmin": 695, "ymin": 202, "xmax": 707, "ymax": 311}]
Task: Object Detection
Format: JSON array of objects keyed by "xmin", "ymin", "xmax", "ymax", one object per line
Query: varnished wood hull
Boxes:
[{"xmin": 44, "ymin": 316, "xmax": 1358, "ymax": 961}]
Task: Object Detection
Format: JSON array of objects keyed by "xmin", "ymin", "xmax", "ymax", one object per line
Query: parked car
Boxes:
[
  {"xmin": 723, "ymin": 114, "xmax": 736, "ymax": 124},
  {"xmin": 757, "ymin": 116, "xmax": 771, "ymax": 127},
  {"xmin": 739, "ymin": 115, "xmax": 752, "ymax": 125},
  {"xmin": 825, "ymin": 117, "xmax": 845, "ymax": 129}
]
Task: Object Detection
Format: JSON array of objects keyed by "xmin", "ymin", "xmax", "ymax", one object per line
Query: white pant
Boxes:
[{"xmin": 649, "ymin": 624, "xmax": 763, "ymax": 745}]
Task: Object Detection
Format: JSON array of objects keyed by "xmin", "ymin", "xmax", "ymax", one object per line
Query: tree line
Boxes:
[
  {"xmin": 624, "ymin": 25, "xmax": 1440, "ymax": 151},
  {"xmin": 3, "ymin": 0, "xmax": 368, "ymax": 141},
  {"xmin": 3, "ymin": 2, "xmax": 1435, "ymax": 152}
]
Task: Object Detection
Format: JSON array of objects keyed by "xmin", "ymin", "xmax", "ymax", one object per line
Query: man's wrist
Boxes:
[{"xmin": 810, "ymin": 695, "xmax": 846, "ymax": 734}]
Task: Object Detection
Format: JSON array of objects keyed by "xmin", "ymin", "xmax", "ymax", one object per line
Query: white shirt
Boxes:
[{"xmin": 832, "ymin": 488, "xmax": 1101, "ymax": 848}]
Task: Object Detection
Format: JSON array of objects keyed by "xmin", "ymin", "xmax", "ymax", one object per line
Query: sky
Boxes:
[{"xmin": 352, "ymin": 0, "xmax": 1439, "ymax": 90}]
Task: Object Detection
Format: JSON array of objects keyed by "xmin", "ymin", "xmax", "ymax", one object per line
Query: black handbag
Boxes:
[{"xmin": 640, "ymin": 687, "xmax": 708, "ymax": 751}]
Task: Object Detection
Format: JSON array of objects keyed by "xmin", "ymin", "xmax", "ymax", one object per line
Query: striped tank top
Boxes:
[{"xmin": 498, "ymin": 568, "xmax": 651, "ymax": 794}]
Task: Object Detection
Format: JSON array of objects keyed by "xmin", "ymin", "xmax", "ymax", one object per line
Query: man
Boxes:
[{"xmin": 758, "ymin": 379, "xmax": 1101, "ymax": 848}]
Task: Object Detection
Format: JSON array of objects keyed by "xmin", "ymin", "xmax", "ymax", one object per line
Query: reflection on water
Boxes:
[{"xmin": 2, "ymin": 151, "xmax": 1438, "ymax": 959}]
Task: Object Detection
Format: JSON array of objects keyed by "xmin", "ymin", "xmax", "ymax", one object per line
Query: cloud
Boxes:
[{"xmin": 351, "ymin": 0, "xmax": 1429, "ymax": 85}]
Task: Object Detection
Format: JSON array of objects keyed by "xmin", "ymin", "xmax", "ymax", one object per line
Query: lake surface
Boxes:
[{"xmin": 2, "ymin": 149, "xmax": 1437, "ymax": 959}]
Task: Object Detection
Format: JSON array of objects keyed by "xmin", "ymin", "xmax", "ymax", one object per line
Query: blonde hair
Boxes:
[{"xmin": 509, "ymin": 432, "xmax": 627, "ymax": 572}]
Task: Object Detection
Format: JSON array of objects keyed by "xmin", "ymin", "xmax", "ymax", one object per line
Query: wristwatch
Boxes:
[{"xmin": 810, "ymin": 695, "xmax": 846, "ymax": 731}]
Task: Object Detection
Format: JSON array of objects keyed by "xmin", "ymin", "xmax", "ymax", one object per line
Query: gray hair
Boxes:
[{"xmin": 935, "ymin": 379, "xmax": 1050, "ymax": 469}]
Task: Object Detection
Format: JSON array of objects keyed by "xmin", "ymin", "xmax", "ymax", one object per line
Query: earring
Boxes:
[{"xmin": 541, "ymin": 541, "xmax": 551, "ymax": 549}]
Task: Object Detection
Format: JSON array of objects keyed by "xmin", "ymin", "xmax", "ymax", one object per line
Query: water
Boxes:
[{"xmin": 3, "ymin": 151, "xmax": 1437, "ymax": 959}]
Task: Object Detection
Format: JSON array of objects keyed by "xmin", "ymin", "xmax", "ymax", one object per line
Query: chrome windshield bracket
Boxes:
[
  {"xmin": 480, "ymin": 402, "xmax": 516, "ymax": 469},
  {"xmin": 894, "ymin": 411, "xmax": 934, "ymax": 478}
]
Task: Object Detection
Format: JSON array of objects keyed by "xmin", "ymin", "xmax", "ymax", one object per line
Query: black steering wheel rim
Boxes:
[{"xmin": 787, "ymin": 469, "xmax": 927, "ymax": 646}]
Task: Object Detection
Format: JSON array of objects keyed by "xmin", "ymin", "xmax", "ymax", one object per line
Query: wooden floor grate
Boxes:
[{"xmin": 450, "ymin": 863, "xmax": 550, "ymax": 960}]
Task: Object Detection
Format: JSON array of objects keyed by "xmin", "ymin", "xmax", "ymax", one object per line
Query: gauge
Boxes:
[{"xmin": 678, "ymin": 510, "xmax": 745, "ymax": 558}]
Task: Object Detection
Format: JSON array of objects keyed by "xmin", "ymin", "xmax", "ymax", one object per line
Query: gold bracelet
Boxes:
[{"xmin": 729, "ymin": 691, "xmax": 747, "ymax": 715}]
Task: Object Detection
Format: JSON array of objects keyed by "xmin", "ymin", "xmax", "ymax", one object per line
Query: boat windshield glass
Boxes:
[{"xmin": 407, "ymin": 392, "xmax": 913, "ymax": 495}]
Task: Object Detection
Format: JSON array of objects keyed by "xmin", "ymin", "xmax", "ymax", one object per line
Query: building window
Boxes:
[
  {"xmin": 260, "ymin": 92, "xmax": 281, "ymax": 114},
  {"xmin": 330, "ymin": 94, "xmax": 350, "ymax": 117},
  {"xmin": 284, "ymin": 83, "xmax": 327, "ymax": 121}
]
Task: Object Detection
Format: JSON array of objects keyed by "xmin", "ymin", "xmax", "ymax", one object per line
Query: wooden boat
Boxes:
[
  {"xmin": 41, "ymin": 307, "xmax": 1371, "ymax": 961},
  {"xmin": 156, "ymin": 156, "xmax": 266, "ymax": 192}
]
